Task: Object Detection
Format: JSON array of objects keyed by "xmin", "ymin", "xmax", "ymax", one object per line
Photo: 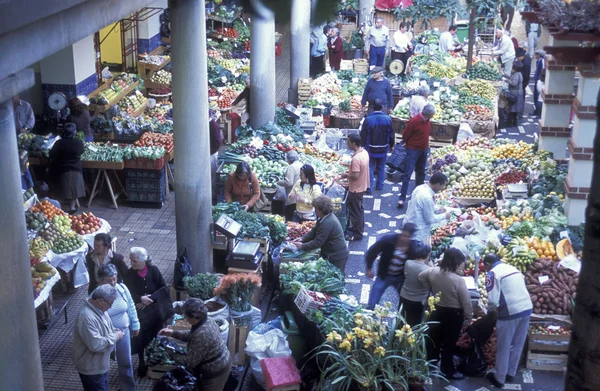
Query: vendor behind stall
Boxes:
[
  {"xmin": 289, "ymin": 164, "xmax": 322, "ymax": 222},
  {"xmin": 224, "ymin": 161, "xmax": 261, "ymax": 212},
  {"xmin": 278, "ymin": 151, "xmax": 303, "ymax": 220},
  {"xmin": 49, "ymin": 122, "xmax": 85, "ymax": 214},
  {"xmin": 67, "ymin": 96, "xmax": 93, "ymax": 142},
  {"xmin": 292, "ymin": 195, "xmax": 349, "ymax": 273}
]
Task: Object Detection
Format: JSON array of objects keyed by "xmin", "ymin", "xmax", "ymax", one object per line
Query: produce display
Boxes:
[
  {"xmin": 122, "ymin": 145, "xmax": 166, "ymax": 161},
  {"xmin": 23, "ymin": 188, "xmax": 35, "ymax": 202},
  {"xmin": 138, "ymin": 53, "xmax": 170, "ymax": 66},
  {"xmin": 25, "ymin": 210, "xmax": 48, "ymax": 232},
  {"xmin": 286, "ymin": 221, "xmax": 316, "ymax": 241},
  {"xmin": 51, "ymin": 234, "xmax": 84, "ymax": 254},
  {"xmin": 118, "ymin": 90, "xmax": 147, "ymax": 115},
  {"xmin": 134, "ymin": 132, "xmax": 174, "ymax": 151},
  {"xmin": 150, "ymin": 69, "xmax": 172, "ymax": 85},
  {"xmin": 70, "ymin": 213, "xmax": 102, "ymax": 235},
  {"xmin": 279, "ymin": 258, "xmax": 347, "ymax": 296},
  {"xmin": 89, "ymin": 74, "xmax": 138, "ymax": 105},
  {"xmin": 32, "ymin": 262, "xmax": 57, "ymax": 297},
  {"xmin": 467, "ymin": 61, "xmax": 502, "ymax": 81},
  {"xmin": 530, "ymin": 323, "xmax": 570, "ymax": 336},
  {"xmin": 29, "ymin": 237, "xmax": 52, "ymax": 263},
  {"xmin": 30, "ymin": 200, "xmax": 66, "ymax": 220},
  {"xmin": 184, "ymin": 273, "xmax": 220, "ymax": 300},
  {"xmin": 525, "ymin": 258, "xmax": 578, "ymax": 315},
  {"xmin": 82, "ymin": 143, "xmax": 125, "ymax": 162}
]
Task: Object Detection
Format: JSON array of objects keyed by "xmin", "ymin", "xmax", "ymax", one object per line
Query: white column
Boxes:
[
  {"xmin": 170, "ymin": 0, "xmax": 213, "ymax": 273},
  {"xmin": 250, "ymin": 0, "xmax": 276, "ymax": 127},
  {"xmin": 0, "ymin": 100, "xmax": 44, "ymax": 389},
  {"xmin": 288, "ymin": 0, "xmax": 311, "ymax": 104},
  {"xmin": 359, "ymin": 0, "xmax": 375, "ymax": 26}
]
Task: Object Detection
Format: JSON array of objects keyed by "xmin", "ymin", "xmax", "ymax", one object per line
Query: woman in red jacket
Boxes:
[{"xmin": 327, "ymin": 27, "xmax": 343, "ymax": 71}]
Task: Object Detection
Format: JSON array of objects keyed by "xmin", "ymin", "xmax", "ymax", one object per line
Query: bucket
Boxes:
[{"xmin": 280, "ymin": 311, "xmax": 307, "ymax": 364}]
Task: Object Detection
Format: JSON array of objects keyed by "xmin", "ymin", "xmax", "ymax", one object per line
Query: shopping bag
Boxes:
[
  {"xmin": 173, "ymin": 247, "xmax": 192, "ymax": 290},
  {"xmin": 387, "ymin": 141, "xmax": 407, "ymax": 171},
  {"xmin": 152, "ymin": 367, "xmax": 198, "ymax": 391}
]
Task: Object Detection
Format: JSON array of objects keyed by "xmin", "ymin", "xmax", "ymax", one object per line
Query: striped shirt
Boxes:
[
  {"xmin": 388, "ymin": 248, "xmax": 407, "ymax": 276},
  {"xmin": 103, "ymin": 283, "xmax": 140, "ymax": 331}
]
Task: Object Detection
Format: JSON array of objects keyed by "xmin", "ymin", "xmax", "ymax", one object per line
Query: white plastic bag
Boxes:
[
  {"xmin": 456, "ymin": 122, "xmax": 474, "ymax": 142},
  {"xmin": 245, "ymin": 329, "xmax": 292, "ymax": 388},
  {"xmin": 314, "ymin": 136, "xmax": 334, "ymax": 153}
]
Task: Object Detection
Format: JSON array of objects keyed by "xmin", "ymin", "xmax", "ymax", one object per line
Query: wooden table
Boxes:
[{"xmin": 83, "ymin": 161, "xmax": 126, "ymax": 209}]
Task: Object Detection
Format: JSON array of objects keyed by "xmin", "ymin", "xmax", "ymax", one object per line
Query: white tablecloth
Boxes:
[{"xmin": 47, "ymin": 241, "xmax": 90, "ymax": 288}]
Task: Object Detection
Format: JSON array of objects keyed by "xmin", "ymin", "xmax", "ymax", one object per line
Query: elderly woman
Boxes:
[
  {"xmin": 159, "ymin": 299, "xmax": 231, "ymax": 391},
  {"xmin": 97, "ymin": 265, "xmax": 139, "ymax": 391},
  {"xmin": 289, "ymin": 164, "xmax": 322, "ymax": 222},
  {"xmin": 408, "ymin": 85, "xmax": 430, "ymax": 118},
  {"xmin": 327, "ymin": 27, "xmax": 343, "ymax": 71},
  {"xmin": 124, "ymin": 247, "xmax": 173, "ymax": 377},
  {"xmin": 86, "ymin": 233, "xmax": 128, "ymax": 294},
  {"xmin": 49, "ymin": 122, "xmax": 85, "ymax": 213},
  {"xmin": 399, "ymin": 242, "xmax": 432, "ymax": 326},
  {"xmin": 224, "ymin": 161, "xmax": 261, "ymax": 212},
  {"xmin": 504, "ymin": 61, "xmax": 524, "ymax": 127},
  {"xmin": 278, "ymin": 150, "xmax": 303, "ymax": 220},
  {"xmin": 292, "ymin": 195, "xmax": 349, "ymax": 272},
  {"xmin": 418, "ymin": 248, "xmax": 473, "ymax": 380}
]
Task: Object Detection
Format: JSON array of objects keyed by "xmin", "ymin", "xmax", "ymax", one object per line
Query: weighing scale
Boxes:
[
  {"xmin": 389, "ymin": 60, "xmax": 404, "ymax": 86},
  {"xmin": 47, "ymin": 92, "xmax": 68, "ymax": 123},
  {"xmin": 226, "ymin": 240, "xmax": 263, "ymax": 269}
]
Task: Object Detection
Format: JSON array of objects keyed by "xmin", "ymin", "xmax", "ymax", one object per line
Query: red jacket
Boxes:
[
  {"xmin": 328, "ymin": 36, "xmax": 343, "ymax": 70},
  {"xmin": 402, "ymin": 114, "xmax": 430, "ymax": 150}
]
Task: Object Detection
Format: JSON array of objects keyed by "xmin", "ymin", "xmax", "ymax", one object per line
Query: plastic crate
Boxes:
[
  {"xmin": 294, "ymin": 286, "xmax": 329, "ymax": 315},
  {"xmin": 126, "ymin": 176, "xmax": 166, "ymax": 192},
  {"xmin": 113, "ymin": 131, "xmax": 144, "ymax": 143},
  {"xmin": 127, "ymin": 188, "xmax": 166, "ymax": 203},
  {"xmin": 125, "ymin": 168, "xmax": 165, "ymax": 180}
]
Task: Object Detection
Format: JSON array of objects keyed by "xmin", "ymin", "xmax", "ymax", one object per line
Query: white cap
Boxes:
[{"xmin": 77, "ymin": 95, "xmax": 90, "ymax": 106}]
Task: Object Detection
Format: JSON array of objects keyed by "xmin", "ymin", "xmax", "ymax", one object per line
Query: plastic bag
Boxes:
[
  {"xmin": 273, "ymin": 186, "xmax": 287, "ymax": 202},
  {"xmin": 152, "ymin": 367, "xmax": 198, "ymax": 391},
  {"xmin": 245, "ymin": 329, "xmax": 292, "ymax": 388},
  {"xmin": 252, "ymin": 316, "xmax": 283, "ymax": 335},
  {"xmin": 451, "ymin": 237, "xmax": 468, "ymax": 257},
  {"xmin": 325, "ymin": 128, "xmax": 343, "ymax": 150},
  {"xmin": 458, "ymin": 339, "xmax": 487, "ymax": 377},
  {"xmin": 326, "ymin": 183, "xmax": 346, "ymax": 201},
  {"xmin": 456, "ymin": 122, "xmax": 474, "ymax": 142},
  {"xmin": 173, "ymin": 247, "xmax": 193, "ymax": 290},
  {"xmin": 314, "ymin": 136, "xmax": 333, "ymax": 153}
]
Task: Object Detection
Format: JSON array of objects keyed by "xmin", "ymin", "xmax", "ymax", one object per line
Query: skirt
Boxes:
[{"xmin": 58, "ymin": 171, "xmax": 85, "ymax": 200}]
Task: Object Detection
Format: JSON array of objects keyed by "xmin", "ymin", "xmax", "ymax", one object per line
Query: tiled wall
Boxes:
[
  {"xmin": 41, "ymin": 74, "xmax": 98, "ymax": 116},
  {"xmin": 138, "ymin": 33, "xmax": 163, "ymax": 54}
]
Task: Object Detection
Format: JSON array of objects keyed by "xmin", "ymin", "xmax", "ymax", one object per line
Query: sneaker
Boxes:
[
  {"xmin": 505, "ymin": 374, "xmax": 514, "ymax": 382},
  {"xmin": 486, "ymin": 372, "xmax": 504, "ymax": 388},
  {"xmin": 397, "ymin": 200, "xmax": 405, "ymax": 209},
  {"xmin": 446, "ymin": 372, "xmax": 465, "ymax": 380},
  {"xmin": 345, "ymin": 234, "xmax": 363, "ymax": 241},
  {"xmin": 366, "ymin": 188, "xmax": 373, "ymax": 195}
]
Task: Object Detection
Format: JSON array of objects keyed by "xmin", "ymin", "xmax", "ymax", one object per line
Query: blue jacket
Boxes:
[
  {"xmin": 361, "ymin": 78, "xmax": 393, "ymax": 109},
  {"xmin": 534, "ymin": 58, "xmax": 544, "ymax": 82},
  {"xmin": 360, "ymin": 111, "xmax": 394, "ymax": 158},
  {"xmin": 311, "ymin": 33, "xmax": 327, "ymax": 57}
]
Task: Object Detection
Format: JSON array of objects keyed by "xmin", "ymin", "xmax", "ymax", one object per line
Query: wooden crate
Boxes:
[
  {"xmin": 526, "ymin": 352, "xmax": 568, "ymax": 372},
  {"xmin": 353, "ymin": 58, "xmax": 369, "ymax": 74},
  {"xmin": 298, "ymin": 78, "xmax": 312, "ymax": 94},
  {"xmin": 339, "ymin": 23, "xmax": 356, "ymax": 38},
  {"xmin": 228, "ymin": 322, "xmax": 249, "ymax": 366},
  {"xmin": 339, "ymin": 60, "xmax": 353, "ymax": 71},
  {"xmin": 145, "ymin": 80, "xmax": 171, "ymax": 91},
  {"xmin": 170, "ymin": 285, "xmax": 189, "ymax": 302},
  {"xmin": 82, "ymin": 160, "xmax": 125, "ymax": 170},
  {"xmin": 148, "ymin": 364, "xmax": 179, "ymax": 379},
  {"xmin": 138, "ymin": 46, "xmax": 171, "ymax": 80},
  {"xmin": 528, "ymin": 322, "xmax": 571, "ymax": 353},
  {"xmin": 88, "ymin": 79, "xmax": 140, "ymax": 114}
]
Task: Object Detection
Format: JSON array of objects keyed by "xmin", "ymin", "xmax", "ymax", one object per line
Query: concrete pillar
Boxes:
[
  {"xmin": 40, "ymin": 35, "xmax": 98, "ymax": 115},
  {"xmin": 170, "ymin": 0, "xmax": 213, "ymax": 273},
  {"xmin": 288, "ymin": 0, "xmax": 311, "ymax": 105},
  {"xmin": 563, "ymin": 66, "xmax": 599, "ymax": 225},
  {"xmin": 359, "ymin": 0, "xmax": 375, "ymax": 26},
  {"xmin": 138, "ymin": 0, "xmax": 168, "ymax": 53},
  {"xmin": 250, "ymin": 0, "xmax": 276, "ymax": 127},
  {"xmin": 0, "ymin": 100, "xmax": 44, "ymax": 390}
]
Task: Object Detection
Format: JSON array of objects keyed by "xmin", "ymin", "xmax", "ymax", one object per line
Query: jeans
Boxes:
[
  {"xmin": 79, "ymin": 372, "xmax": 108, "ymax": 391},
  {"xmin": 528, "ymin": 32, "xmax": 539, "ymax": 54},
  {"xmin": 426, "ymin": 306, "xmax": 464, "ymax": 377},
  {"xmin": 399, "ymin": 148, "xmax": 428, "ymax": 201},
  {"xmin": 346, "ymin": 191, "xmax": 365, "ymax": 238},
  {"xmin": 367, "ymin": 274, "xmax": 405, "ymax": 310},
  {"xmin": 369, "ymin": 46, "xmax": 386, "ymax": 68},
  {"xmin": 369, "ymin": 155, "xmax": 387, "ymax": 190},
  {"xmin": 494, "ymin": 316, "xmax": 530, "ymax": 384},
  {"xmin": 501, "ymin": 6, "xmax": 515, "ymax": 31},
  {"xmin": 116, "ymin": 328, "xmax": 136, "ymax": 391},
  {"xmin": 400, "ymin": 297, "xmax": 424, "ymax": 327}
]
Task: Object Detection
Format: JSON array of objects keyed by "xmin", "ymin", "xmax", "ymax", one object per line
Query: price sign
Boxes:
[
  {"xmin": 88, "ymin": 145, "xmax": 99, "ymax": 152},
  {"xmin": 459, "ymin": 166, "xmax": 468, "ymax": 175},
  {"xmin": 223, "ymin": 38, "xmax": 228, "ymax": 41},
  {"xmin": 548, "ymin": 325, "xmax": 561, "ymax": 331},
  {"xmin": 538, "ymin": 275, "xmax": 549, "ymax": 285},
  {"xmin": 352, "ymin": 77, "xmax": 359, "ymax": 83},
  {"xmin": 512, "ymin": 246, "xmax": 523, "ymax": 257},
  {"xmin": 560, "ymin": 231, "xmax": 570, "ymax": 240},
  {"xmin": 221, "ymin": 76, "xmax": 227, "ymax": 83}
]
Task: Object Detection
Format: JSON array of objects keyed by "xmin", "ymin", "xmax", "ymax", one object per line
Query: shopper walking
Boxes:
[
  {"xmin": 74, "ymin": 284, "xmax": 124, "ymax": 391},
  {"xmin": 97, "ymin": 264, "xmax": 140, "ymax": 391},
  {"xmin": 159, "ymin": 299, "xmax": 232, "ymax": 391},
  {"xmin": 327, "ymin": 27, "xmax": 343, "ymax": 71},
  {"xmin": 67, "ymin": 97, "xmax": 93, "ymax": 142},
  {"xmin": 501, "ymin": 3, "xmax": 515, "ymax": 32},
  {"xmin": 439, "ymin": 25, "xmax": 462, "ymax": 53},
  {"xmin": 210, "ymin": 109, "xmax": 223, "ymax": 205},
  {"xmin": 278, "ymin": 150, "xmax": 303, "ymax": 220},
  {"xmin": 535, "ymin": 69, "xmax": 546, "ymax": 118},
  {"xmin": 341, "ymin": 133, "xmax": 369, "ymax": 241},
  {"xmin": 391, "ymin": 22, "xmax": 412, "ymax": 76},
  {"xmin": 365, "ymin": 17, "xmax": 389, "ymax": 68},
  {"xmin": 493, "ymin": 29, "xmax": 516, "ymax": 76},
  {"xmin": 403, "ymin": 172, "xmax": 450, "ymax": 243},
  {"xmin": 396, "ymin": 104, "xmax": 435, "ymax": 209},
  {"xmin": 289, "ymin": 164, "xmax": 322, "ymax": 222},
  {"xmin": 361, "ymin": 67, "xmax": 393, "ymax": 114},
  {"xmin": 504, "ymin": 61, "xmax": 524, "ymax": 127},
  {"xmin": 310, "ymin": 28, "xmax": 328, "ymax": 77},
  {"xmin": 525, "ymin": 20, "xmax": 541, "ymax": 54},
  {"xmin": 86, "ymin": 233, "xmax": 128, "ymax": 294},
  {"xmin": 365, "ymin": 223, "xmax": 420, "ymax": 310},
  {"xmin": 483, "ymin": 254, "xmax": 533, "ymax": 388},
  {"xmin": 13, "ymin": 95, "xmax": 35, "ymax": 133},
  {"xmin": 125, "ymin": 247, "xmax": 173, "ymax": 377},
  {"xmin": 400, "ymin": 242, "xmax": 433, "ymax": 326},
  {"xmin": 408, "ymin": 85, "xmax": 430, "ymax": 119},
  {"xmin": 360, "ymin": 99, "xmax": 394, "ymax": 192},
  {"xmin": 531, "ymin": 50, "xmax": 546, "ymax": 116},
  {"xmin": 293, "ymin": 195, "xmax": 350, "ymax": 272},
  {"xmin": 516, "ymin": 48, "xmax": 531, "ymax": 103},
  {"xmin": 419, "ymin": 248, "xmax": 473, "ymax": 380},
  {"xmin": 48, "ymin": 122, "xmax": 85, "ymax": 214}
]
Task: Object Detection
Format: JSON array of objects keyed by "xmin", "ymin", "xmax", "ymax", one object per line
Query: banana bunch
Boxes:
[
  {"xmin": 459, "ymin": 80, "xmax": 496, "ymax": 101},
  {"xmin": 424, "ymin": 62, "xmax": 458, "ymax": 79},
  {"xmin": 504, "ymin": 237, "xmax": 538, "ymax": 272},
  {"xmin": 30, "ymin": 237, "xmax": 51, "ymax": 260}
]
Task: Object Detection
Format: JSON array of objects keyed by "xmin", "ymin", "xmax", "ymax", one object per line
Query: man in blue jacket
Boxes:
[
  {"xmin": 361, "ymin": 99, "xmax": 394, "ymax": 193},
  {"xmin": 365, "ymin": 223, "xmax": 421, "ymax": 310},
  {"xmin": 361, "ymin": 67, "xmax": 393, "ymax": 114},
  {"xmin": 484, "ymin": 254, "xmax": 533, "ymax": 388}
]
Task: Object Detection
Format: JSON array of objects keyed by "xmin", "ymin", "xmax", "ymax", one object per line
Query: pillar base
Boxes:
[
  {"xmin": 564, "ymin": 196, "xmax": 588, "ymax": 226},
  {"xmin": 539, "ymin": 134, "xmax": 569, "ymax": 160}
]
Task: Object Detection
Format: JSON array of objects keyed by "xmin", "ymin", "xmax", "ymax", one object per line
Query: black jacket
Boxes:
[
  {"xmin": 49, "ymin": 138, "xmax": 84, "ymax": 175},
  {"xmin": 519, "ymin": 55, "xmax": 532, "ymax": 89},
  {"xmin": 361, "ymin": 111, "xmax": 395, "ymax": 157},
  {"xmin": 365, "ymin": 234, "xmax": 421, "ymax": 278},
  {"xmin": 85, "ymin": 251, "xmax": 129, "ymax": 294}
]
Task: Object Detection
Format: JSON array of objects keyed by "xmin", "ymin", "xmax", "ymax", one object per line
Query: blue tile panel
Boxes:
[
  {"xmin": 138, "ymin": 33, "xmax": 162, "ymax": 54},
  {"xmin": 41, "ymin": 74, "xmax": 98, "ymax": 116},
  {"xmin": 76, "ymin": 74, "xmax": 99, "ymax": 96}
]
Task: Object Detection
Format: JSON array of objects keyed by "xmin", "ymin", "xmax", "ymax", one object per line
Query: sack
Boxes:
[
  {"xmin": 152, "ymin": 367, "xmax": 198, "ymax": 391},
  {"xmin": 273, "ymin": 186, "xmax": 287, "ymax": 202},
  {"xmin": 387, "ymin": 142, "xmax": 407, "ymax": 171},
  {"xmin": 458, "ymin": 339, "xmax": 488, "ymax": 377},
  {"xmin": 173, "ymin": 247, "xmax": 193, "ymax": 290},
  {"xmin": 245, "ymin": 329, "xmax": 292, "ymax": 389}
]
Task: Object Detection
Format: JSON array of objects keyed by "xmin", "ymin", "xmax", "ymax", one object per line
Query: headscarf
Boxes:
[{"xmin": 62, "ymin": 123, "xmax": 77, "ymax": 139}]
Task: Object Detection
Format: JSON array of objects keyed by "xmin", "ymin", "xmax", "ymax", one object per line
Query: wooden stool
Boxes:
[
  {"xmin": 260, "ymin": 356, "xmax": 301, "ymax": 391},
  {"xmin": 170, "ymin": 285, "xmax": 189, "ymax": 302}
]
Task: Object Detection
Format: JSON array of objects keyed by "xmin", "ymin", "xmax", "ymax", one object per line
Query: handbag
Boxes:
[
  {"xmin": 250, "ymin": 175, "xmax": 268, "ymax": 212},
  {"xmin": 503, "ymin": 90, "xmax": 517, "ymax": 104},
  {"xmin": 154, "ymin": 286, "xmax": 175, "ymax": 322},
  {"xmin": 173, "ymin": 247, "xmax": 193, "ymax": 290}
]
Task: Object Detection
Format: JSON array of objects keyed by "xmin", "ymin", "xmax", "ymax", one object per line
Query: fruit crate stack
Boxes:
[
  {"xmin": 526, "ymin": 321, "xmax": 570, "ymax": 372},
  {"xmin": 297, "ymin": 78, "xmax": 312, "ymax": 106},
  {"xmin": 125, "ymin": 167, "xmax": 166, "ymax": 204}
]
